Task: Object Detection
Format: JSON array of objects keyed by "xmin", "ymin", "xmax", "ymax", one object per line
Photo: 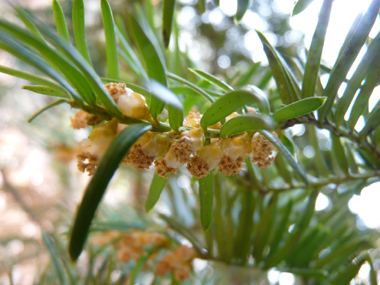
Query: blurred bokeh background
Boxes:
[{"xmin": 1, "ymin": 0, "xmax": 380, "ymax": 284}]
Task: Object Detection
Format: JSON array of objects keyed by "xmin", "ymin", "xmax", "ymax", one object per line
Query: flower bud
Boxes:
[
  {"xmin": 77, "ymin": 119, "xmax": 118, "ymax": 175},
  {"xmin": 244, "ymin": 106, "xmax": 257, "ymax": 114},
  {"xmin": 141, "ymin": 133, "xmax": 173, "ymax": 158},
  {"xmin": 117, "ymin": 90, "xmax": 151, "ymax": 120},
  {"xmin": 226, "ymin": 112, "xmax": 239, "ymax": 121},
  {"xmin": 200, "ymin": 140, "xmax": 223, "ymax": 170},
  {"xmin": 104, "ymin": 82, "xmax": 152, "ymax": 121},
  {"xmin": 87, "ymin": 119, "xmax": 118, "ymax": 156},
  {"xmin": 208, "ymin": 122, "xmax": 222, "ymax": 129},
  {"xmin": 223, "ymin": 133, "xmax": 250, "ymax": 161},
  {"xmin": 181, "ymin": 128, "xmax": 205, "ymax": 153},
  {"xmin": 183, "ymin": 111, "xmax": 201, "ymax": 128}
]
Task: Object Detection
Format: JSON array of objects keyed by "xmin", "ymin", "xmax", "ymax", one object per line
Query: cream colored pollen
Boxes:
[{"xmin": 251, "ymin": 132, "xmax": 278, "ymax": 168}]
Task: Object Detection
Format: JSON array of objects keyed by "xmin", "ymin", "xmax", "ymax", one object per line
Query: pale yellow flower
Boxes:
[{"xmin": 77, "ymin": 119, "xmax": 118, "ymax": 175}]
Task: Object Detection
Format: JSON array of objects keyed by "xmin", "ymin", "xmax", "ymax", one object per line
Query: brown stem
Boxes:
[
  {"xmin": 280, "ymin": 115, "xmax": 378, "ymax": 157},
  {"xmin": 265, "ymin": 171, "xmax": 380, "ymax": 192}
]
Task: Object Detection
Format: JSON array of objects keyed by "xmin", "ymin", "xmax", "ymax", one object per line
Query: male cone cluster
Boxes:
[
  {"xmin": 72, "ymin": 83, "xmax": 278, "ymax": 178},
  {"xmin": 116, "ymin": 230, "xmax": 198, "ymax": 282}
]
